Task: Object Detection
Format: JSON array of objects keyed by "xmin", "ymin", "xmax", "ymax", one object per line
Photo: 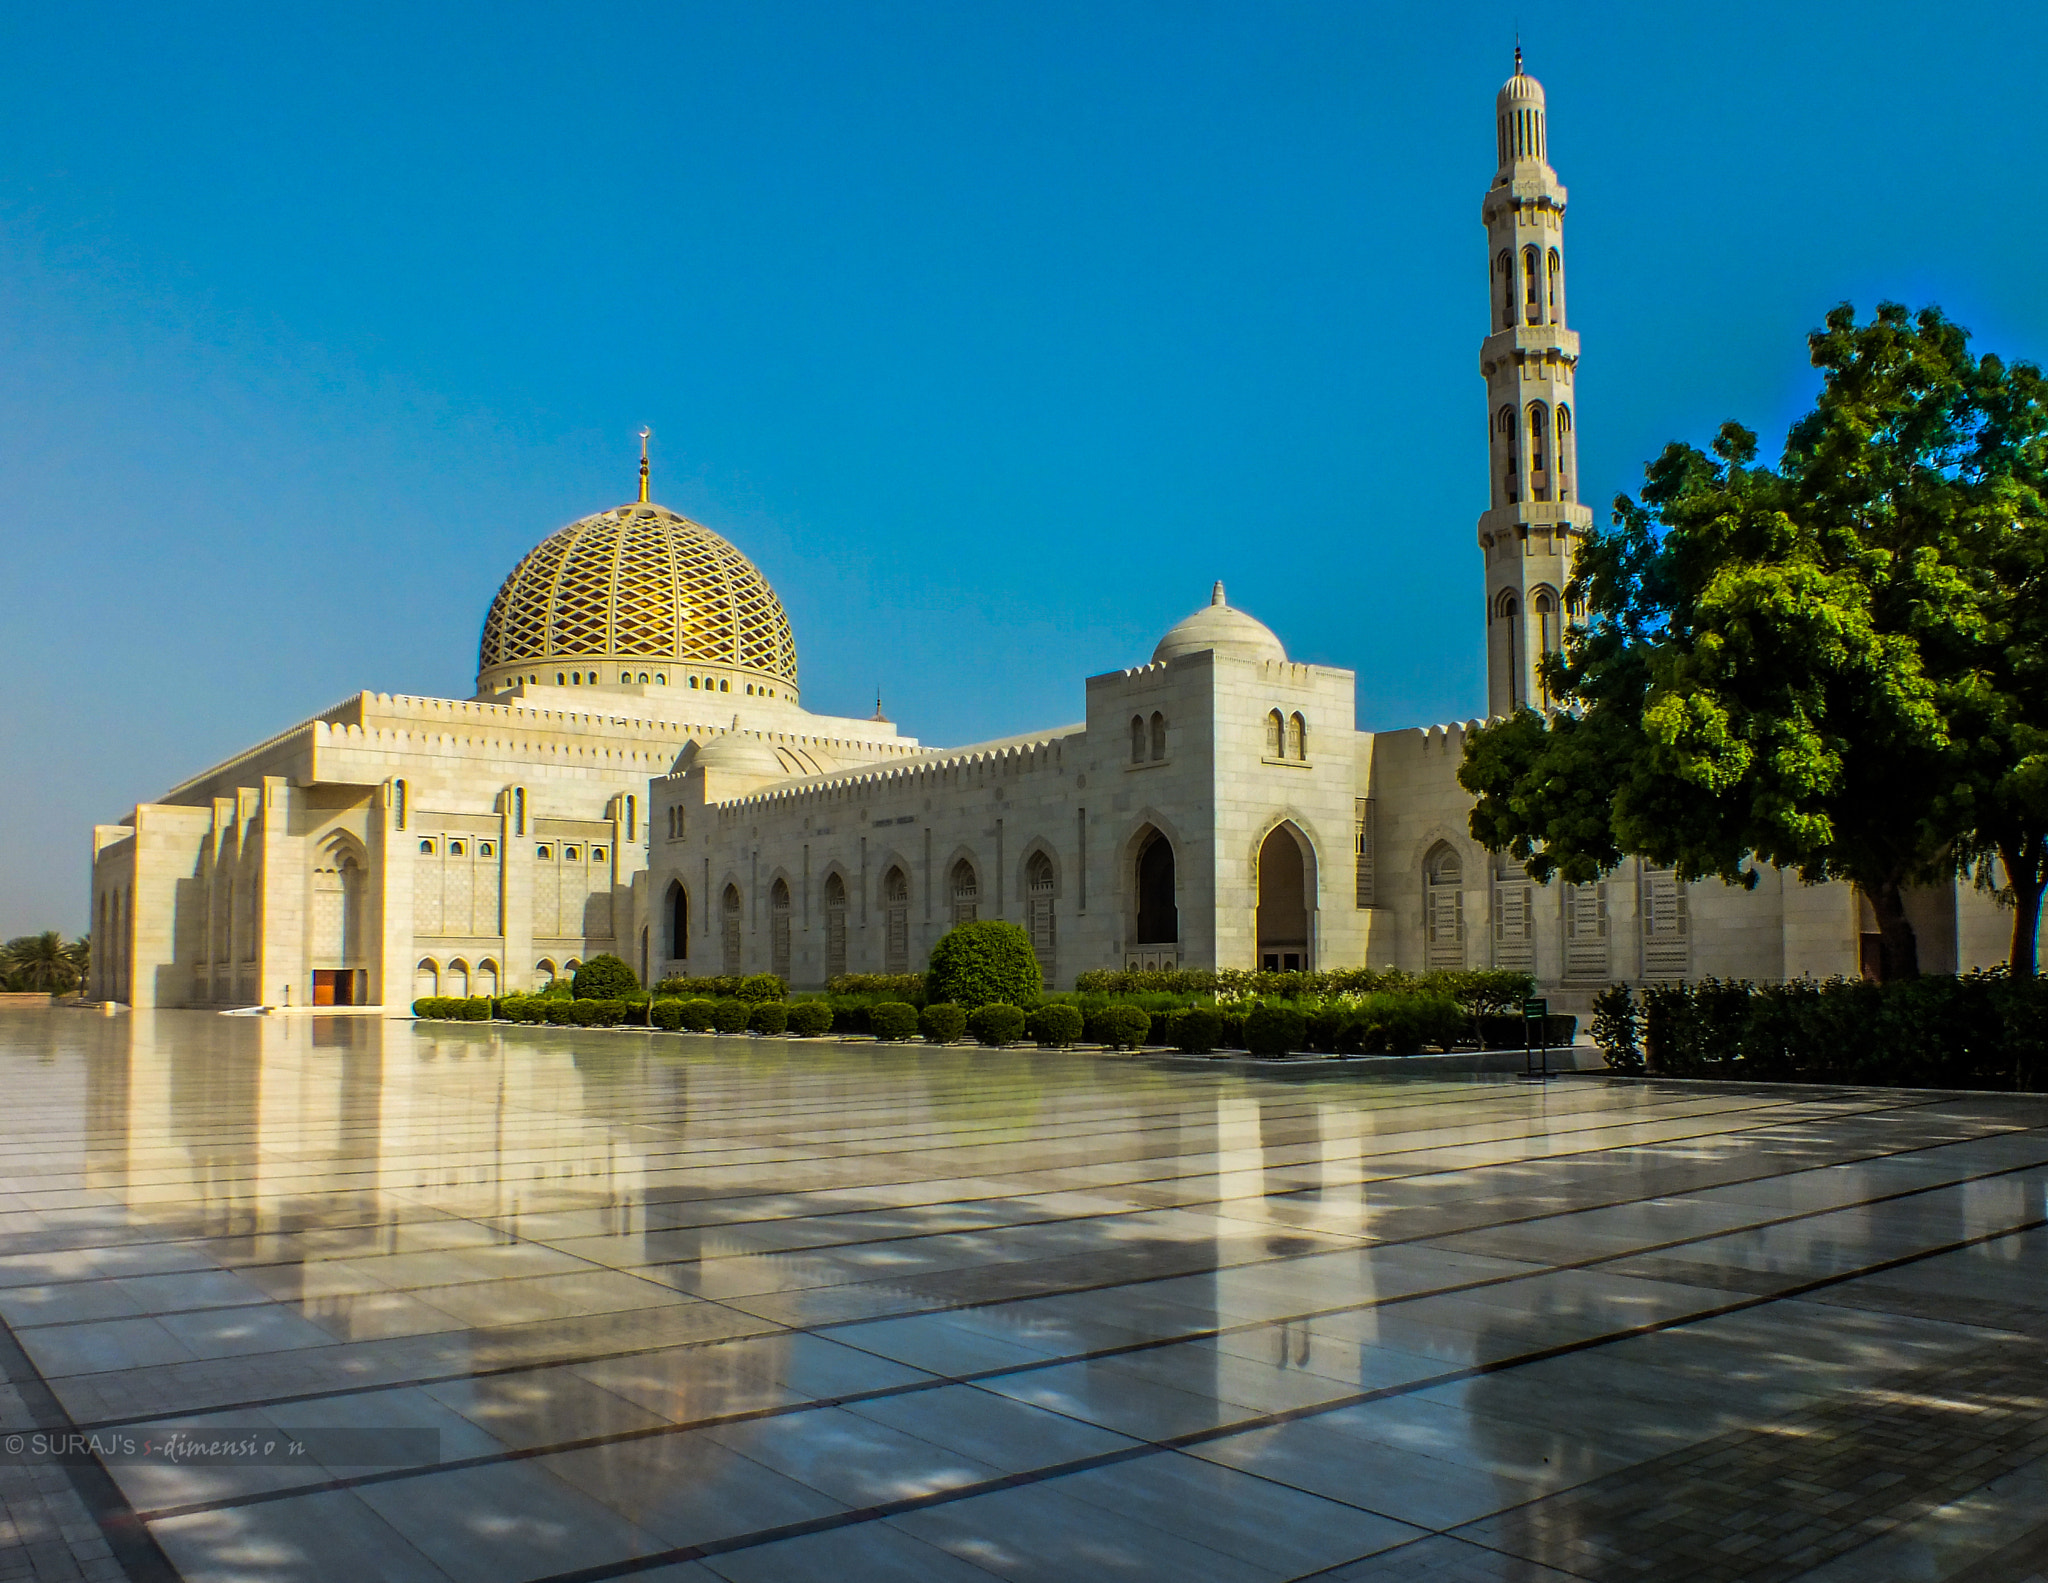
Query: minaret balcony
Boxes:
[{"xmin": 1480, "ymin": 325, "xmax": 1578, "ymax": 371}]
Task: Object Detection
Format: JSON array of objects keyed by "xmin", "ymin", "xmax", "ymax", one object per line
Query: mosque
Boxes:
[{"xmin": 87, "ymin": 58, "xmax": 2022, "ymax": 1013}]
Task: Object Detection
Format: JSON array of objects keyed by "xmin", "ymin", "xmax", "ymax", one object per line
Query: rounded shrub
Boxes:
[
  {"xmin": 1244, "ymin": 1005, "xmax": 1308, "ymax": 1057},
  {"xmin": 738, "ymin": 974, "xmax": 787, "ymax": 1003},
  {"xmin": 1170, "ymin": 1007, "xmax": 1222, "ymax": 1054},
  {"xmin": 925, "ymin": 921, "xmax": 1042, "ymax": 1009},
  {"xmin": 830, "ymin": 1000, "xmax": 871, "ymax": 1035},
  {"xmin": 710, "ymin": 998, "xmax": 752, "ymax": 1034},
  {"xmin": 588, "ymin": 1000, "xmax": 630, "ymax": 1027},
  {"xmin": 680, "ymin": 998, "xmax": 717, "ymax": 1031},
  {"xmin": 786, "ymin": 1000, "xmax": 834, "ymax": 1037},
  {"xmin": 869, "ymin": 1001, "xmax": 920, "ymax": 1042},
  {"xmin": 1219, "ymin": 1010, "xmax": 1248, "ymax": 1050},
  {"xmin": 1027, "ymin": 1003, "xmax": 1084, "ymax": 1048},
  {"xmin": 411, "ymin": 998, "xmax": 434, "ymax": 1018},
  {"xmin": 1096, "ymin": 1005, "xmax": 1152, "ymax": 1051},
  {"xmin": 562, "ymin": 999, "xmax": 597, "ymax": 1026},
  {"xmin": 920, "ymin": 1003, "xmax": 968, "ymax": 1044},
  {"xmin": 571, "ymin": 954, "xmax": 640, "ymax": 1001},
  {"xmin": 749, "ymin": 1001, "xmax": 788, "ymax": 1035},
  {"xmin": 545, "ymin": 999, "xmax": 577, "ymax": 1025},
  {"xmin": 651, "ymin": 999, "xmax": 686, "ymax": 1030},
  {"xmin": 461, "ymin": 997, "xmax": 489, "ymax": 1021},
  {"xmin": 967, "ymin": 1003, "xmax": 1027, "ymax": 1046}
]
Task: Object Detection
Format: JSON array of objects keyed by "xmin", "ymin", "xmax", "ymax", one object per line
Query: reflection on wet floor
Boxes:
[{"xmin": 0, "ymin": 1007, "xmax": 2043, "ymax": 1582}]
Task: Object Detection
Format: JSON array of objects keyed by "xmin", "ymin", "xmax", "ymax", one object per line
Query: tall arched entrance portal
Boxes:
[
  {"xmin": 1130, "ymin": 827, "xmax": 1178, "ymax": 971},
  {"xmin": 1256, "ymin": 825, "xmax": 1311, "ymax": 972}
]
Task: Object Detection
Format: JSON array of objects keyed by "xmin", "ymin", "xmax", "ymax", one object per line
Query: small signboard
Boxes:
[{"xmin": 1522, "ymin": 998, "xmax": 1551, "ymax": 1080}]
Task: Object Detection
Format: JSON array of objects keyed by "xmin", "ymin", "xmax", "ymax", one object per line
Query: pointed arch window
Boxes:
[
  {"xmin": 1289, "ymin": 712, "xmax": 1307, "ymax": 760},
  {"xmin": 824, "ymin": 871, "xmax": 848, "ymax": 979},
  {"xmin": 1149, "ymin": 711, "xmax": 1166, "ymax": 761},
  {"xmin": 1025, "ymin": 851, "xmax": 1056, "ymax": 987},
  {"xmin": 1130, "ymin": 715, "xmax": 1145, "ymax": 764},
  {"xmin": 770, "ymin": 878, "xmax": 792, "ymax": 980},
  {"xmin": 1528, "ymin": 403, "xmax": 1550, "ymax": 501},
  {"xmin": 721, "ymin": 884, "xmax": 743, "ymax": 977},
  {"xmin": 1497, "ymin": 249, "xmax": 1515, "ymax": 329},
  {"xmin": 1546, "ymin": 248, "xmax": 1563, "ymax": 323},
  {"xmin": 1522, "ymin": 245, "xmax": 1541, "ymax": 323},
  {"xmin": 1556, "ymin": 404, "xmax": 1573, "ymax": 501},
  {"xmin": 882, "ymin": 867, "xmax": 910, "ymax": 974},
  {"xmin": 1267, "ymin": 709, "xmax": 1286, "ymax": 759},
  {"xmin": 1499, "ymin": 404, "xmax": 1519, "ymax": 504},
  {"xmin": 949, "ymin": 859, "xmax": 979, "ymax": 924}
]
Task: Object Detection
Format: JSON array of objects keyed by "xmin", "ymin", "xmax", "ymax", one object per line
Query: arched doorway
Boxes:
[
  {"xmin": 770, "ymin": 879, "xmax": 792, "ymax": 980},
  {"xmin": 1257, "ymin": 825, "xmax": 1311, "ymax": 971},
  {"xmin": 1025, "ymin": 851, "xmax": 1056, "ymax": 987},
  {"xmin": 721, "ymin": 885, "xmax": 742, "ymax": 975},
  {"xmin": 1424, "ymin": 842, "xmax": 1465, "ymax": 970},
  {"xmin": 824, "ymin": 872, "xmax": 848, "ymax": 979},
  {"xmin": 949, "ymin": 859, "xmax": 978, "ymax": 924},
  {"xmin": 666, "ymin": 882, "xmax": 688, "ymax": 963},
  {"xmin": 1134, "ymin": 829, "xmax": 1177, "ymax": 947},
  {"xmin": 882, "ymin": 867, "xmax": 910, "ymax": 974}
]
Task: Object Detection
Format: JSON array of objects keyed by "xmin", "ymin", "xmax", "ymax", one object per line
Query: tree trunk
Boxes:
[
  {"xmin": 2000, "ymin": 840, "xmax": 2044, "ymax": 980},
  {"xmin": 1866, "ymin": 877, "xmax": 1920, "ymax": 982}
]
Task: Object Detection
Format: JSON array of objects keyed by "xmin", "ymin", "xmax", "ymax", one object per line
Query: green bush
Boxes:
[
  {"xmin": 651, "ymin": 999, "xmax": 686, "ymax": 1030},
  {"xmin": 1245, "ymin": 1005, "xmax": 1308, "ymax": 1057},
  {"xmin": 539, "ymin": 978, "xmax": 575, "ymax": 1000},
  {"xmin": 870, "ymin": 1001, "xmax": 920, "ymax": 1042},
  {"xmin": 592, "ymin": 1000, "xmax": 633, "ymax": 1027},
  {"xmin": 830, "ymin": 999, "xmax": 871, "ymax": 1035},
  {"xmin": 739, "ymin": 974, "xmax": 787, "ymax": 1003},
  {"xmin": 1095, "ymin": 1004, "xmax": 1152, "ymax": 1051},
  {"xmin": 679, "ymin": 998, "xmax": 716, "ymax": 1031},
  {"xmin": 1027, "ymin": 1003, "xmax": 1084, "ymax": 1048},
  {"xmin": 749, "ymin": 1001, "xmax": 788, "ymax": 1035},
  {"xmin": 410, "ymin": 998, "xmax": 434, "ymax": 1018},
  {"xmin": 919, "ymin": 1003, "xmax": 967, "ymax": 1044},
  {"xmin": 786, "ymin": 1000, "xmax": 834, "ymax": 1037},
  {"xmin": 828, "ymin": 973, "xmax": 926, "ymax": 998},
  {"xmin": 1219, "ymin": 1010, "xmax": 1248, "ymax": 1050},
  {"xmin": 710, "ymin": 998, "xmax": 751, "ymax": 1034},
  {"xmin": 544, "ymin": 999, "xmax": 576, "ymax": 1025},
  {"xmin": 1170, "ymin": 1007, "xmax": 1222, "ymax": 1054},
  {"xmin": 926, "ymin": 922, "xmax": 1042, "ymax": 1009},
  {"xmin": 460, "ymin": 997, "xmax": 487, "ymax": 1021},
  {"xmin": 1591, "ymin": 985, "xmax": 1641, "ymax": 1071},
  {"xmin": 1634, "ymin": 973, "xmax": 2047, "ymax": 1090},
  {"xmin": 966, "ymin": 1003, "xmax": 1027, "ymax": 1046},
  {"xmin": 571, "ymin": 954, "xmax": 639, "ymax": 1000}
]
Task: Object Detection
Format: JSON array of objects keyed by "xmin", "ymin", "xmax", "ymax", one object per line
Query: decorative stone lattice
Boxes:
[{"xmin": 478, "ymin": 504, "xmax": 798, "ymax": 685}]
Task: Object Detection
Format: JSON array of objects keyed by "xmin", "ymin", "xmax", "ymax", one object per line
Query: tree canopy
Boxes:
[{"xmin": 1459, "ymin": 303, "xmax": 2048, "ymax": 980}]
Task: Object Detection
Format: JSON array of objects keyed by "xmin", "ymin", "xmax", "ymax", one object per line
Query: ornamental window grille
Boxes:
[
  {"xmin": 721, "ymin": 884, "xmax": 743, "ymax": 976},
  {"xmin": 950, "ymin": 859, "xmax": 979, "ymax": 925},
  {"xmin": 1026, "ymin": 852, "xmax": 1056, "ymax": 987},
  {"xmin": 770, "ymin": 879, "xmax": 792, "ymax": 980},
  {"xmin": 1353, "ymin": 798, "xmax": 1376, "ymax": 907},
  {"xmin": 1424, "ymin": 842, "xmax": 1465, "ymax": 970},
  {"xmin": 1563, "ymin": 881, "xmax": 1610, "ymax": 981},
  {"xmin": 882, "ymin": 867, "xmax": 911, "ymax": 974},
  {"xmin": 1640, "ymin": 865, "xmax": 1690, "ymax": 979},
  {"xmin": 824, "ymin": 872, "xmax": 848, "ymax": 979}
]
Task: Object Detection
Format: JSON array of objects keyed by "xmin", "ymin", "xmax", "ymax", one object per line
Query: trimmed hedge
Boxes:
[
  {"xmin": 870, "ymin": 1001, "xmax": 920, "ymax": 1042},
  {"xmin": 1027, "ymin": 1003, "xmax": 1084, "ymax": 1048},
  {"xmin": 1245, "ymin": 1005, "xmax": 1308, "ymax": 1057},
  {"xmin": 1169, "ymin": 1007, "xmax": 1222, "ymax": 1054},
  {"xmin": 927, "ymin": 923, "xmax": 1042, "ymax": 1009},
  {"xmin": 1474, "ymin": 1012, "xmax": 1579, "ymax": 1051},
  {"xmin": 572, "ymin": 955, "xmax": 640, "ymax": 1001},
  {"xmin": 787, "ymin": 1000, "xmax": 834, "ymax": 1037},
  {"xmin": 710, "ymin": 998, "xmax": 751, "ymax": 1034},
  {"xmin": 748, "ymin": 1001, "xmax": 788, "ymax": 1035},
  {"xmin": 1072, "ymin": 966, "xmax": 1534, "ymax": 1014},
  {"xmin": 739, "ymin": 975, "xmax": 787, "ymax": 1003},
  {"xmin": 680, "ymin": 998, "xmax": 717, "ymax": 1031},
  {"xmin": 966, "ymin": 1003, "xmax": 1027, "ymax": 1046},
  {"xmin": 1093, "ymin": 1005, "xmax": 1151, "ymax": 1051},
  {"xmin": 919, "ymin": 1004, "xmax": 967, "ymax": 1044},
  {"xmin": 828, "ymin": 973, "xmax": 926, "ymax": 998},
  {"xmin": 651, "ymin": 999, "xmax": 686, "ymax": 1030},
  {"xmin": 1600, "ymin": 974, "xmax": 2048, "ymax": 1090},
  {"xmin": 546, "ymin": 999, "xmax": 576, "ymax": 1025}
]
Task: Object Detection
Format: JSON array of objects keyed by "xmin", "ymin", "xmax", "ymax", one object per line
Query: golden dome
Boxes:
[{"xmin": 476, "ymin": 502, "xmax": 799, "ymax": 698}]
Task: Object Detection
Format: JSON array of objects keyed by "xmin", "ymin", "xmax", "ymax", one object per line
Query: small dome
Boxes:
[
  {"xmin": 1152, "ymin": 582, "xmax": 1286, "ymax": 666},
  {"xmin": 1498, "ymin": 48, "xmax": 1544, "ymax": 109},
  {"xmin": 477, "ymin": 502, "xmax": 798, "ymax": 697},
  {"xmin": 685, "ymin": 731, "xmax": 787, "ymax": 779}
]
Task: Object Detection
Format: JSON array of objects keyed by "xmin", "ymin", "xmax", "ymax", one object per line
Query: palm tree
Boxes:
[{"xmin": 0, "ymin": 932, "xmax": 88, "ymax": 994}]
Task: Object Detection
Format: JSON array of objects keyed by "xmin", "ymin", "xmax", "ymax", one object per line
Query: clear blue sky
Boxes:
[{"xmin": 2, "ymin": 1, "xmax": 2042, "ymax": 934}]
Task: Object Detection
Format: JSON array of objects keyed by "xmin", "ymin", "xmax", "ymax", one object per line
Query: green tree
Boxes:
[
  {"xmin": 570, "ymin": 954, "xmax": 639, "ymax": 1000},
  {"xmin": 0, "ymin": 932, "xmax": 89, "ymax": 993},
  {"xmin": 925, "ymin": 921, "xmax": 1041, "ymax": 1008},
  {"xmin": 1461, "ymin": 304, "xmax": 2048, "ymax": 980}
]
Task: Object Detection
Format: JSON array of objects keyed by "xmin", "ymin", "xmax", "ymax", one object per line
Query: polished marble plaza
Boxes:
[{"xmin": 0, "ymin": 1009, "xmax": 2043, "ymax": 1583}]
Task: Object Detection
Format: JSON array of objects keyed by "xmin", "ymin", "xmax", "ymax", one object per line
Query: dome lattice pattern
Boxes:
[{"xmin": 478, "ymin": 504, "xmax": 798, "ymax": 685}]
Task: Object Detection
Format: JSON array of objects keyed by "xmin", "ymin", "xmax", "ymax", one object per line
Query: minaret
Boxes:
[{"xmin": 1479, "ymin": 50, "xmax": 1591, "ymax": 716}]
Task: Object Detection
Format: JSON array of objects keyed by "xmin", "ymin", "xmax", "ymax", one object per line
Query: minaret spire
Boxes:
[
  {"xmin": 1478, "ymin": 57, "xmax": 1589, "ymax": 717},
  {"xmin": 637, "ymin": 427, "xmax": 652, "ymax": 503}
]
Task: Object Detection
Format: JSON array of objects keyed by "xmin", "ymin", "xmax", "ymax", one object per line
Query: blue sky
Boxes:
[{"xmin": 2, "ymin": 1, "xmax": 2043, "ymax": 933}]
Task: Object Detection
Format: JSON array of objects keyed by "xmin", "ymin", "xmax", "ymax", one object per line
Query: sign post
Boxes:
[{"xmin": 1522, "ymin": 996, "xmax": 1550, "ymax": 1080}]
